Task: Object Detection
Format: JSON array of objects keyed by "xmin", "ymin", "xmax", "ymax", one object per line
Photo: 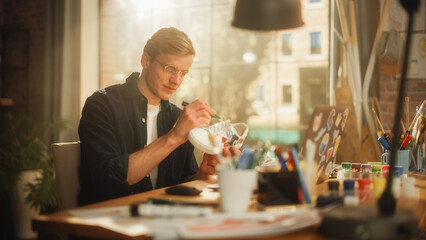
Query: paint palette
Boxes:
[{"xmin": 302, "ymin": 106, "xmax": 350, "ymax": 184}]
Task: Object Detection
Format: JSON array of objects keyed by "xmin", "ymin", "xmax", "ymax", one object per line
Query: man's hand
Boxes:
[
  {"xmin": 195, "ymin": 147, "xmax": 242, "ymax": 180},
  {"xmin": 168, "ymin": 99, "xmax": 216, "ymax": 145}
]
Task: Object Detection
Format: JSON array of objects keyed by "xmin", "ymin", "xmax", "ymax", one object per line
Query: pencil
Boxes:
[
  {"xmin": 372, "ymin": 108, "xmax": 385, "ymax": 133},
  {"xmin": 400, "ymin": 118, "xmax": 406, "ymax": 132}
]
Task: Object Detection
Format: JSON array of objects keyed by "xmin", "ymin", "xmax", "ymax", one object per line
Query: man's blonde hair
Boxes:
[{"xmin": 143, "ymin": 27, "xmax": 195, "ymax": 59}]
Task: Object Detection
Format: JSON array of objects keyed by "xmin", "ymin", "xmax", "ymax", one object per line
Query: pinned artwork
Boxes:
[
  {"xmin": 318, "ymin": 133, "xmax": 329, "ymax": 156},
  {"xmin": 314, "ymin": 128, "xmax": 326, "ymax": 142},
  {"xmin": 333, "ymin": 136, "xmax": 341, "ymax": 157},
  {"xmin": 335, "ymin": 113, "xmax": 342, "ymax": 127},
  {"xmin": 327, "ymin": 109, "xmax": 336, "ymax": 130},
  {"xmin": 326, "ymin": 147, "xmax": 334, "ymax": 161},
  {"xmin": 319, "ymin": 155, "xmax": 325, "ymax": 165},
  {"xmin": 332, "ymin": 129, "xmax": 339, "ymax": 144},
  {"xmin": 302, "ymin": 106, "xmax": 350, "ymax": 184},
  {"xmin": 325, "ymin": 161, "xmax": 333, "ymax": 179}
]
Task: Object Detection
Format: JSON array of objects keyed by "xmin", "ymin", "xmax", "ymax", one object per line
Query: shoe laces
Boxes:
[
  {"xmin": 207, "ymin": 120, "xmax": 231, "ymax": 136},
  {"xmin": 207, "ymin": 120, "xmax": 240, "ymax": 146}
]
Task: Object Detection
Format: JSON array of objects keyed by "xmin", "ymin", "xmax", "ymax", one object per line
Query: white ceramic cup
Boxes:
[{"xmin": 218, "ymin": 168, "xmax": 257, "ymax": 213}]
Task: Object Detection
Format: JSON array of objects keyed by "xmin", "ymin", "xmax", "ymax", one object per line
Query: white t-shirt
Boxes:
[{"xmin": 147, "ymin": 104, "xmax": 160, "ymax": 188}]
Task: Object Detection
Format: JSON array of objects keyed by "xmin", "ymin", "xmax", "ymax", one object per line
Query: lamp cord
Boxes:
[{"xmin": 378, "ymin": 0, "xmax": 420, "ymax": 216}]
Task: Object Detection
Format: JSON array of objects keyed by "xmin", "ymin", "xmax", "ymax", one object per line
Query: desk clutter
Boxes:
[
  {"xmin": 69, "ymin": 201, "xmax": 320, "ymax": 239},
  {"xmin": 317, "ymin": 161, "xmax": 421, "ymax": 208},
  {"xmin": 64, "ymin": 137, "xmax": 425, "ymax": 239}
]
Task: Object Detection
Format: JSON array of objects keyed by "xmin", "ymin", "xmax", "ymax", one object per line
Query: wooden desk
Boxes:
[{"xmin": 32, "ymin": 179, "xmax": 426, "ymax": 240}]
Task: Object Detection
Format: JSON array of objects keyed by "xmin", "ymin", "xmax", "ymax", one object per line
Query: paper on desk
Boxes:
[
  {"xmin": 69, "ymin": 206, "xmax": 320, "ymax": 240},
  {"xmin": 69, "ymin": 206, "xmax": 181, "ymax": 239},
  {"xmin": 69, "ymin": 207, "xmax": 148, "ymax": 236},
  {"xmin": 176, "ymin": 209, "xmax": 321, "ymax": 239}
]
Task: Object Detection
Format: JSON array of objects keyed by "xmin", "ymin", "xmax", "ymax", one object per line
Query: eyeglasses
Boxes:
[{"xmin": 154, "ymin": 59, "xmax": 192, "ymax": 81}]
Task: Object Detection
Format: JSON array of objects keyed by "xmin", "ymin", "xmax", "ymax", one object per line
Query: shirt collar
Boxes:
[{"xmin": 124, "ymin": 72, "xmax": 172, "ymax": 112}]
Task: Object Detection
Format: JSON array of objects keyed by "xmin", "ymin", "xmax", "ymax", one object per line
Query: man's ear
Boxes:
[{"xmin": 141, "ymin": 54, "xmax": 150, "ymax": 68}]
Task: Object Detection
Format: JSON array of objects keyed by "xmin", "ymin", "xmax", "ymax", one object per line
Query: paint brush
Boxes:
[
  {"xmin": 181, "ymin": 101, "xmax": 221, "ymax": 120},
  {"xmin": 372, "ymin": 108, "xmax": 385, "ymax": 133},
  {"xmin": 372, "ymin": 108, "xmax": 391, "ymax": 144}
]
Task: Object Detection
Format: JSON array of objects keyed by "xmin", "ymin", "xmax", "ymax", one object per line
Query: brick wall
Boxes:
[{"xmin": 379, "ymin": 71, "xmax": 426, "ymax": 131}]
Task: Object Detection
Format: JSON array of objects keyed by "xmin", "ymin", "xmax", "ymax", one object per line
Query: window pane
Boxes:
[
  {"xmin": 282, "ymin": 34, "xmax": 293, "ymax": 56},
  {"xmin": 255, "ymin": 85, "xmax": 264, "ymax": 102},
  {"xmin": 99, "ymin": 0, "xmax": 330, "ymax": 148},
  {"xmin": 310, "ymin": 31, "xmax": 322, "ymax": 55},
  {"xmin": 282, "ymin": 85, "xmax": 292, "ymax": 104}
]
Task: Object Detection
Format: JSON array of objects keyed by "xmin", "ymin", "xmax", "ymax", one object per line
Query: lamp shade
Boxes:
[{"xmin": 232, "ymin": 0, "xmax": 304, "ymax": 31}]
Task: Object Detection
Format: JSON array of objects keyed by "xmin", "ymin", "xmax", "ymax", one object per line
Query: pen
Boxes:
[
  {"xmin": 181, "ymin": 101, "xmax": 221, "ymax": 119},
  {"xmin": 237, "ymin": 146, "xmax": 254, "ymax": 169},
  {"xmin": 378, "ymin": 136, "xmax": 391, "ymax": 150},
  {"xmin": 274, "ymin": 146, "xmax": 288, "ymax": 171},
  {"xmin": 286, "ymin": 147, "xmax": 295, "ymax": 171},
  {"xmin": 290, "ymin": 146, "xmax": 312, "ymax": 204},
  {"xmin": 400, "ymin": 134, "xmax": 412, "ymax": 150}
]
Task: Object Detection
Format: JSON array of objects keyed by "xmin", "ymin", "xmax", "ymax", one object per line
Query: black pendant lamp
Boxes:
[{"xmin": 232, "ymin": 0, "xmax": 304, "ymax": 31}]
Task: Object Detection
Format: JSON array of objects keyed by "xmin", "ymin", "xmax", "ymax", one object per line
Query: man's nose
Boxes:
[{"xmin": 169, "ymin": 73, "xmax": 181, "ymax": 84}]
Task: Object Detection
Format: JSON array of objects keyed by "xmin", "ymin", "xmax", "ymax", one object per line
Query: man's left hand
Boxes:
[{"xmin": 195, "ymin": 147, "xmax": 241, "ymax": 180}]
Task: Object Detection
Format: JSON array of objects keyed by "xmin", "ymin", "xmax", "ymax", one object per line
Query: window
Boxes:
[
  {"xmin": 282, "ymin": 85, "xmax": 292, "ymax": 104},
  {"xmin": 281, "ymin": 33, "xmax": 293, "ymax": 56},
  {"xmin": 99, "ymin": 0, "xmax": 329, "ymax": 147},
  {"xmin": 255, "ymin": 85, "xmax": 264, "ymax": 102},
  {"xmin": 310, "ymin": 31, "xmax": 322, "ymax": 55},
  {"xmin": 310, "ymin": 0, "xmax": 321, "ymax": 3}
]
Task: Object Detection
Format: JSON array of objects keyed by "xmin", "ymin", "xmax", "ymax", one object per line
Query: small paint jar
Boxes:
[
  {"xmin": 341, "ymin": 162, "xmax": 352, "ymax": 178},
  {"xmin": 361, "ymin": 164, "xmax": 371, "ymax": 179},
  {"xmin": 351, "ymin": 163, "xmax": 361, "ymax": 179}
]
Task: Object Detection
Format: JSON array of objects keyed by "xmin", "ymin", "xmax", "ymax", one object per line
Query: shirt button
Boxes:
[{"xmin": 141, "ymin": 117, "xmax": 146, "ymax": 124}]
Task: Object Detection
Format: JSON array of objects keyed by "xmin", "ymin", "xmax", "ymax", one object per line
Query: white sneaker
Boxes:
[{"xmin": 188, "ymin": 120, "xmax": 249, "ymax": 155}]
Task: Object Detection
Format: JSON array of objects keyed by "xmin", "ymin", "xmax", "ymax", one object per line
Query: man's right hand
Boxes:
[{"xmin": 169, "ymin": 99, "xmax": 217, "ymax": 145}]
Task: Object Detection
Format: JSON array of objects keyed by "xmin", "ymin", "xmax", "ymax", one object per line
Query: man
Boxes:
[{"xmin": 78, "ymin": 27, "xmax": 235, "ymax": 206}]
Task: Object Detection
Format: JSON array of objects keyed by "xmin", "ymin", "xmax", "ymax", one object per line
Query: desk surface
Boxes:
[{"xmin": 33, "ymin": 178, "xmax": 426, "ymax": 240}]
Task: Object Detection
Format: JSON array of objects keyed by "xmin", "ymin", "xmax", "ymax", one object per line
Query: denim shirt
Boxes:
[{"xmin": 78, "ymin": 72, "xmax": 198, "ymax": 206}]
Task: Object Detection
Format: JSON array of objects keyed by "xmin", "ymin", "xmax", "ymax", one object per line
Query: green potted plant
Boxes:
[{"xmin": 0, "ymin": 113, "xmax": 66, "ymax": 238}]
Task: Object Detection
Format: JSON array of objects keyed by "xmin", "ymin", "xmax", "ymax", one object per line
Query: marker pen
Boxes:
[
  {"xmin": 378, "ymin": 136, "xmax": 391, "ymax": 150},
  {"xmin": 277, "ymin": 153, "xmax": 287, "ymax": 171},
  {"xmin": 383, "ymin": 133, "xmax": 392, "ymax": 144},
  {"xmin": 406, "ymin": 137, "xmax": 414, "ymax": 149},
  {"xmin": 290, "ymin": 147, "xmax": 311, "ymax": 204},
  {"xmin": 400, "ymin": 134, "xmax": 412, "ymax": 150}
]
